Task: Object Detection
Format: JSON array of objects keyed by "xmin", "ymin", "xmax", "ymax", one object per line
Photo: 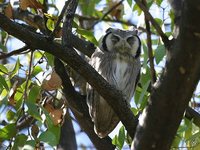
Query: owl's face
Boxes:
[{"xmin": 101, "ymin": 28, "xmax": 141, "ymax": 58}]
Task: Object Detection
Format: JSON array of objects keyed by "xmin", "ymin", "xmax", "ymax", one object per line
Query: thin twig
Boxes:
[
  {"xmin": 89, "ymin": 0, "xmax": 124, "ymax": 29},
  {"xmin": 16, "ymin": 50, "xmax": 34, "ymax": 126},
  {"xmin": 142, "ymin": 0, "xmax": 157, "ymax": 84},
  {"xmin": 75, "ymin": 14, "xmax": 147, "ymax": 32},
  {"xmin": 50, "ymin": 1, "xmax": 70, "ymax": 38},
  {"xmin": 134, "ymin": 0, "xmax": 170, "ymax": 48},
  {"xmin": 0, "ymin": 46, "xmax": 30, "ymax": 59}
]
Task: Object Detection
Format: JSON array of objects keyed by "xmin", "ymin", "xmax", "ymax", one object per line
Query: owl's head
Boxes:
[{"xmin": 100, "ymin": 28, "xmax": 141, "ymax": 58}]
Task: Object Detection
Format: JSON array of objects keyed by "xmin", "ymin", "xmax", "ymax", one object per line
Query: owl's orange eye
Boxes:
[
  {"xmin": 127, "ymin": 36, "xmax": 135, "ymax": 46},
  {"xmin": 111, "ymin": 35, "xmax": 120, "ymax": 43}
]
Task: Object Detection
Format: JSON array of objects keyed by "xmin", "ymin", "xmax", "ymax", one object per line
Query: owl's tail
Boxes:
[{"xmin": 93, "ymin": 97, "xmax": 120, "ymax": 138}]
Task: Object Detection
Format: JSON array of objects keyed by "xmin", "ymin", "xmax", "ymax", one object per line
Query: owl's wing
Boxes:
[
  {"xmin": 86, "ymin": 50, "xmax": 119, "ymax": 138},
  {"xmin": 87, "ymin": 87, "xmax": 119, "ymax": 138}
]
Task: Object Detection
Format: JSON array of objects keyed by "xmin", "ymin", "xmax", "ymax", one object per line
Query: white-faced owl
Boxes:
[{"xmin": 87, "ymin": 28, "xmax": 141, "ymax": 138}]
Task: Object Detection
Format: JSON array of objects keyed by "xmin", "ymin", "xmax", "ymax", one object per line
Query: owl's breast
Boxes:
[{"xmin": 113, "ymin": 59, "xmax": 128, "ymax": 88}]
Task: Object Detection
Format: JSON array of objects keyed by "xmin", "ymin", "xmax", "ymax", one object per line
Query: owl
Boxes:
[{"xmin": 87, "ymin": 28, "xmax": 141, "ymax": 138}]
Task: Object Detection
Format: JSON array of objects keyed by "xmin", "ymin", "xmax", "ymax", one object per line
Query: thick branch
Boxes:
[
  {"xmin": 167, "ymin": 0, "xmax": 183, "ymax": 38},
  {"xmin": 54, "ymin": 58, "xmax": 115, "ymax": 150},
  {"xmin": 57, "ymin": 111, "xmax": 77, "ymax": 150},
  {"xmin": 12, "ymin": 8, "xmax": 95, "ymax": 57},
  {"xmin": 0, "ymin": 13, "xmax": 138, "ymax": 138},
  {"xmin": 132, "ymin": 0, "xmax": 200, "ymax": 149}
]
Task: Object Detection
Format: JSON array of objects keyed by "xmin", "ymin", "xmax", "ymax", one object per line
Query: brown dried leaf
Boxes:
[
  {"xmin": 20, "ymin": 0, "xmax": 44, "ymax": 10},
  {"xmin": 4, "ymin": 3, "xmax": 13, "ymax": 19},
  {"xmin": 44, "ymin": 102, "xmax": 54, "ymax": 113},
  {"xmin": 108, "ymin": 1, "xmax": 123, "ymax": 19},
  {"xmin": 42, "ymin": 71, "xmax": 62, "ymax": 91},
  {"xmin": 8, "ymin": 92, "xmax": 16, "ymax": 106},
  {"xmin": 50, "ymin": 109, "xmax": 63, "ymax": 126},
  {"xmin": 31, "ymin": 124, "xmax": 39, "ymax": 139}
]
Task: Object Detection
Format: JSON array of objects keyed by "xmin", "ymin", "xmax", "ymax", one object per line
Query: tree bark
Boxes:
[
  {"xmin": 132, "ymin": 0, "xmax": 200, "ymax": 149},
  {"xmin": 57, "ymin": 111, "xmax": 77, "ymax": 150}
]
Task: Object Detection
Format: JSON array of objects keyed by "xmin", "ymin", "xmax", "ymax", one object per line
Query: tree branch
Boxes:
[
  {"xmin": 11, "ymin": 8, "xmax": 96, "ymax": 57},
  {"xmin": 0, "ymin": 46, "xmax": 30, "ymax": 59},
  {"xmin": 0, "ymin": 13, "xmax": 138, "ymax": 138},
  {"xmin": 51, "ymin": 1, "xmax": 70, "ymax": 38},
  {"xmin": 167, "ymin": 0, "xmax": 183, "ymax": 38},
  {"xmin": 132, "ymin": 0, "xmax": 200, "ymax": 149},
  {"xmin": 142, "ymin": 0, "xmax": 157, "ymax": 84},
  {"xmin": 134, "ymin": 0, "xmax": 170, "ymax": 48},
  {"xmin": 57, "ymin": 110, "xmax": 77, "ymax": 150},
  {"xmin": 89, "ymin": 0, "xmax": 124, "ymax": 29},
  {"xmin": 75, "ymin": 14, "xmax": 147, "ymax": 32}
]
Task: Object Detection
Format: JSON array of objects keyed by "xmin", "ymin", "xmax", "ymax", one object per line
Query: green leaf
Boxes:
[
  {"xmin": 49, "ymin": 125, "xmax": 61, "ymax": 144},
  {"xmin": 40, "ymin": 106, "xmax": 54, "ymax": 128},
  {"xmin": 0, "ymin": 123, "xmax": 17, "ymax": 141},
  {"xmin": 46, "ymin": 19, "xmax": 55, "ymax": 31},
  {"xmin": 10, "ymin": 58, "xmax": 21, "ymax": 78},
  {"xmin": 0, "ymin": 43, "xmax": 7, "ymax": 52},
  {"xmin": 79, "ymin": 0, "xmax": 96, "ymax": 15},
  {"xmin": 0, "ymin": 89, "xmax": 8, "ymax": 102},
  {"xmin": 13, "ymin": 134, "xmax": 28, "ymax": 149},
  {"xmin": 169, "ymin": 10, "xmax": 175, "ymax": 32},
  {"xmin": 137, "ymin": 80, "xmax": 150, "ymax": 109},
  {"xmin": 0, "ymin": 64, "xmax": 8, "ymax": 74},
  {"xmin": 4, "ymin": 58, "xmax": 21, "ymax": 78},
  {"xmin": 118, "ymin": 126, "xmax": 125, "ymax": 149},
  {"xmin": 31, "ymin": 66, "xmax": 43, "ymax": 77},
  {"xmin": 6, "ymin": 110, "xmax": 15, "ymax": 121},
  {"xmin": 0, "ymin": 74, "xmax": 9, "ymax": 90},
  {"xmin": 133, "ymin": 4, "xmax": 142, "ymax": 15},
  {"xmin": 39, "ymin": 126, "xmax": 61, "ymax": 146},
  {"xmin": 172, "ymin": 135, "xmax": 182, "ymax": 148},
  {"xmin": 131, "ymin": 107, "xmax": 139, "ymax": 116},
  {"xmin": 112, "ymin": 135, "xmax": 118, "ymax": 147},
  {"xmin": 141, "ymin": 43, "xmax": 148, "ymax": 69},
  {"xmin": 154, "ymin": 18, "xmax": 163, "ymax": 26},
  {"xmin": 156, "ymin": 0, "xmax": 162, "ymax": 6},
  {"xmin": 127, "ymin": 0, "xmax": 132, "ymax": 7},
  {"xmin": 28, "ymin": 85, "xmax": 41, "ymax": 103},
  {"xmin": 155, "ymin": 44, "xmax": 166, "ymax": 64},
  {"xmin": 77, "ymin": 29, "xmax": 98, "ymax": 45},
  {"xmin": 186, "ymin": 131, "xmax": 200, "ymax": 147},
  {"xmin": 112, "ymin": 126, "xmax": 125, "ymax": 149},
  {"xmin": 45, "ymin": 52, "xmax": 54, "ymax": 67},
  {"xmin": 140, "ymin": 66, "xmax": 151, "ymax": 87},
  {"xmin": 26, "ymin": 101, "xmax": 42, "ymax": 121},
  {"xmin": 184, "ymin": 118, "xmax": 193, "ymax": 140},
  {"xmin": 24, "ymin": 140, "xmax": 36, "ymax": 149},
  {"xmin": 147, "ymin": 0, "xmax": 154, "ymax": 8}
]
